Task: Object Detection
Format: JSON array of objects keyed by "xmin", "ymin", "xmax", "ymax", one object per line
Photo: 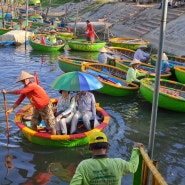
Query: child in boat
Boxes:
[
  {"xmin": 55, "ymin": 90, "xmax": 77, "ymax": 135},
  {"xmin": 98, "ymin": 47, "xmax": 114, "ymax": 64},
  {"xmin": 126, "ymin": 58, "xmax": 149, "ymax": 86}
]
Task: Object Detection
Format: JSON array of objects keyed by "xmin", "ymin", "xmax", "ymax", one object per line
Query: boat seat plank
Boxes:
[
  {"xmin": 86, "ymin": 69, "xmax": 128, "ymax": 86},
  {"xmin": 24, "ymin": 114, "xmax": 102, "ymax": 130}
]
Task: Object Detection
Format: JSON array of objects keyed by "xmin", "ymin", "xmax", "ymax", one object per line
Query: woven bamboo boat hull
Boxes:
[
  {"xmin": 29, "ymin": 39, "xmax": 65, "ymax": 52},
  {"xmin": 150, "ymin": 54, "xmax": 185, "ymax": 73},
  {"xmin": 115, "ymin": 59, "xmax": 172, "ymax": 79},
  {"xmin": 109, "ymin": 37, "xmax": 149, "ymax": 51},
  {"xmin": 57, "ymin": 32, "xmax": 74, "ymax": 40},
  {"xmin": 174, "ymin": 66, "xmax": 185, "ymax": 84},
  {"xmin": 140, "ymin": 78, "xmax": 185, "ymax": 112},
  {"xmin": 14, "ymin": 99, "xmax": 110, "ymax": 147},
  {"xmin": 107, "ymin": 46, "xmax": 135, "ymax": 60},
  {"xmin": 81, "ymin": 63, "xmax": 139, "ymax": 96},
  {"xmin": 58, "ymin": 56, "xmax": 97, "ymax": 72},
  {"xmin": 68, "ymin": 39, "xmax": 106, "ymax": 51}
]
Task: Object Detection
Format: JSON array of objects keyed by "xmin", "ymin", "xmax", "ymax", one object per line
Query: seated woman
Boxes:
[
  {"xmin": 98, "ymin": 47, "xmax": 114, "ymax": 64},
  {"xmin": 161, "ymin": 53, "xmax": 171, "ymax": 73},
  {"xmin": 55, "ymin": 90, "xmax": 77, "ymax": 135},
  {"xmin": 134, "ymin": 44, "xmax": 150, "ymax": 63},
  {"xmin": 70, "ymin": 91, "xmax": 97, "ymax": 134},
  {"xmin": 126, "ymin": 58, "xmax": 149, "ymax": 86}
]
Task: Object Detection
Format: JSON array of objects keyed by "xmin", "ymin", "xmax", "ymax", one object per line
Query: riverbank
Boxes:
[{"xmin": 49, "ymin": 1, "xmax": 185, "ymax": 56}]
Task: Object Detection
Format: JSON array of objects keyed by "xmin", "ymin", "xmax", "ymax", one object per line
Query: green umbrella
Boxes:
[{"xmin": 52, "ymin": 71, "xmax": 103, "ymax": 91}]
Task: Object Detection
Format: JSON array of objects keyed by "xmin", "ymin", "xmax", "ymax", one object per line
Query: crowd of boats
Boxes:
[
  {"xmin": 1, "ymin": 9, "xmax": 185, "ymax": 133},
  {"xmin": 1, "ymin": 3, "xmax": 178, "ymax": 184}
]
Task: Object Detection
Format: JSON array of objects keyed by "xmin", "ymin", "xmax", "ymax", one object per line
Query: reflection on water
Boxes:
[{"xmin": 0, "ymin": 45, "xmax": 184, "ymax": 185}]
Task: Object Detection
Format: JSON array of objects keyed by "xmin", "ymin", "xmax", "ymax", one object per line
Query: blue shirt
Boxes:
[
  {"xmin": 98, "ymin": 53, "xmax": 114, "ymax": 64},
  {"xmin": 161, "ymin": 60, "xmax": 170, "ymax": 72},
  {"xmin": 77, "ymin": 92, "xmax": 96, "ymax": 116},
  {"xmin": 134, "ymin": 49, "xmax": 150, "ymax": 62}
]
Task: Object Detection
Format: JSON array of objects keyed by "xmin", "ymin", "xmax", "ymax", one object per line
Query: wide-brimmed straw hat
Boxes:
[
  {"xmin": 16, "ymin": 71, "xmax": 34, "ymax": 82},
  {"xmin": 99, "ymin": 47, "xmax": 107, "ymax": 53},
  {"xmin": 139, "ymin": 44, "xmax": 147, "ymax": 48},
  {"xmin": 130, "ymin": 58, "xmax": 141, "ymax": 65},
  {"xmin": 50, "ymin": 29, "xmax": 56, "ymax": 33},
  {"xmin": 89, "ymin": 132, "xmax": 108, "ymax": 144},
  {"xmin": 162, "ymin": 53, "xmax": 168, "ymax": 60}
]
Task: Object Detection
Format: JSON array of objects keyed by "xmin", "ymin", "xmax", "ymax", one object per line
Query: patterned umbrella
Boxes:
[{"xmin": 52, "ymin": 71, "xmax": 103, "ymax": 91}]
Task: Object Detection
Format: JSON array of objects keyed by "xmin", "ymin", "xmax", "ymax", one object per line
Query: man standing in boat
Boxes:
[
  {"xmin": 1, "ymin": 71, "xmax": 56, "ymax": 135},
  {"xmin": 86, "ymin": 20, "xmax": 95, "ymax": 44},
  {"xmin": 134, "ymin": 44, "xmax": 150, "ymax": 63}
]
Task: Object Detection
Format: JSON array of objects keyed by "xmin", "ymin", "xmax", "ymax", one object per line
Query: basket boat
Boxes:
[
  {"xmin": 14, "ymin": 99, "xmax": 110, "ymax": 147},
  {"xmin": 140, "ymin": 78, "xmax": 185, "ymax": 112},
  {"xmin": 115, "ymin": 59, "xmax": 172, "ymax": 79},
  {"xmin": 68, "ymin": 39, "xmax": 106, "ymax": 51},
  {"xmin": 81, "ymin": 63, "xmax": 139, "ymax": 96},
  {"xmin": 58, "ymin": 56, "xmax": 97, "ymax": 72},
  {"xmin": 109, "ymin": 37, "xmax": 149, "ymax": 50}
]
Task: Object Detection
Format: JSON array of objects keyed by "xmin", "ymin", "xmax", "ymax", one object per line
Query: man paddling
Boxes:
[{"xmin": 1, "ymin": 71, "xmax": 56, "ymax": 135}]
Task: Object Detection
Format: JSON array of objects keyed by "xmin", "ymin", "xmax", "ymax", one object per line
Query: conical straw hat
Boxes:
[
  {"xmin": 130, "ymin": 58, "xmax": 141, "ymax": 65},
  {"xmin": 139, "ymin": 44, "xmax": 147, "ymax": 48},
  {"xmin": 99, "ymin": 47, "xmax": 107, "ymax": 52},
  {"xmin": 162, "ymin": 53, "xmax": 168, "ymax": 60},
  {"xmin": 16, "ymin": 71, "xmax": 34, "ymax": 82},
  {"xmin": 50, "ymin": 29, "xmax": 56, "ymax": 33}
]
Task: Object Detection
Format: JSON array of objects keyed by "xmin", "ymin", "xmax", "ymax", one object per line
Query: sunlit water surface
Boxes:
[{"xmin": 0, "ymin": 45, "xmax": 184, "ymax": 185}]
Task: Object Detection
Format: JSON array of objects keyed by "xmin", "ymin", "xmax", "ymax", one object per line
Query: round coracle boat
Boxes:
[
  {"xmin": 14, "ymin": 99, "xmax": 110, "ymax": 147},
  {"xmin": 109, "ymin": 37, "xmax": 149, "ymax": 50}
]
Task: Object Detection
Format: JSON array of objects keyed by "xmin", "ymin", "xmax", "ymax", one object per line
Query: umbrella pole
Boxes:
[{"xmin": 148, "ymin": 0, "xmax": 168, "ymax": 159}]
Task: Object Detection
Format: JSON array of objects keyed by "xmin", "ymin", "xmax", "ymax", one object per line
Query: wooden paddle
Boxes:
[{"xmin": 3, "ymin": 93, "xmax": 9, "ymax": 135}]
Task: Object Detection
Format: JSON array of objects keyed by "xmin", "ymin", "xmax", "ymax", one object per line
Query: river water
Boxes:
[{"xmin": 0, "ymin": 45, "xmax": 184, "ymax": 185}]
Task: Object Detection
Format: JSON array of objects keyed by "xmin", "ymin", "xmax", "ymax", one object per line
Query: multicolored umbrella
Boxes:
[{"xmin": 52, "ymin": 71, "xmax": 103, "ymax": 91}]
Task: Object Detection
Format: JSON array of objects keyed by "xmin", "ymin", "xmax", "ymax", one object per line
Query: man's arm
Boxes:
[{"xmin": 70, "ymin": 162, "xmax": 84, "ymax": 185}]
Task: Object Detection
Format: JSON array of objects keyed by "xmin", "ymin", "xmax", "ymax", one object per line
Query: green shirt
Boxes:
[
  {"xmin": 126, "ymin": 67, "xmax": 146, "ymax": 83},
  {"xmin": 70, "ymin": 148, "xmax": 140, "ymax": 185},
  {"xmin": 47, "ymin": 35, "xmax": 56, "ymax": 45}
]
